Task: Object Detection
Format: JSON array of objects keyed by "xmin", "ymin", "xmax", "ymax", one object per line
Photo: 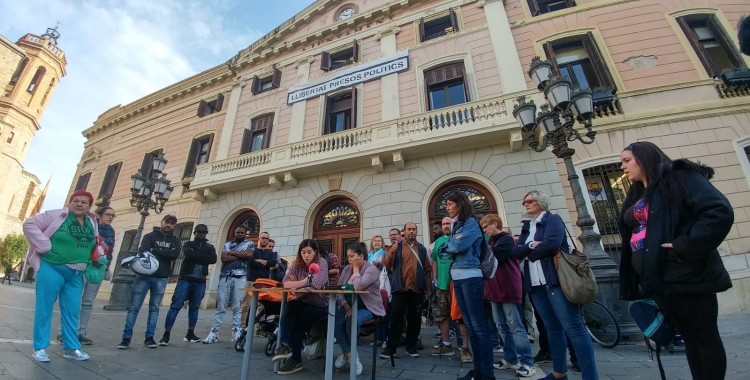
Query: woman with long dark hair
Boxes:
[
  {"xmin": 441, "ymin": 191, "xmax": 495, "ymax": 380},
  {"xmin": 511, "ymin": 190, "xmax": 598, "ymax": 380},
  {"xmin": 618, "ymin": 141, "xmax": 733, "ymax": 380},
  {"xmin": 272, "ymin": 239, "xmax": 329, "ymax": 375}
]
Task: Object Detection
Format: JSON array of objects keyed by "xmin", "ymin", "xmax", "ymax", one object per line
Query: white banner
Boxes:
[{"xmin": 287, "ymin": 50, "xmax": 409, "ymax": 104}]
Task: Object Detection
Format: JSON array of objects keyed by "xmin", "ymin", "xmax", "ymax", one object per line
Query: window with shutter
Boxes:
[
  {"xmin": 197, "ymin": 94, "xmax": 225, "ymax": 117},
  {"xmin": 98, "ymin": 162, "xmax": 122, "ymax": 199},
  {"xmin": 325, "ymin": 89, "xmax": 356, "ymax": 134},
  {"xmin": 197, "ymin": 100, "xmax": 209, "ymax": 117},
  {"xmin": 241, "ymin": 115, "xmax": 274, "ymax": 154},
  {"xmin": 140, "ymin": 149, "xmax": 163, "ymax": 179},
  {"xmin": 424, "ymin": 63, "xmax": 469, "ymax": 110},
  {"xmin": 320, "ymin": 51, "xmax": 332, "ymax": 71},
  {"xmin": 420, "ymin": 10, "xmax": 459, "ymax": 42},
  {"xmin": 544, "ymin": 35, "xmax": 616, "ymax": 92},
  {"xmin": 75, "ymin": 172, "xmax": 92, "ymax": 191},
  {"xmin": 677, "ymin": 15, "xmax": 746, "ymax": 79},
  {"xmin": 323, "ymin": 41, "xmax": 358, "ymax": 71},
  {"xmin": 252, "ymin": 69, "xmax": 283, "ymax": 94},
  {"xmin": 529, "ymin": 0, "xmax": 575, "ymax": 16}
]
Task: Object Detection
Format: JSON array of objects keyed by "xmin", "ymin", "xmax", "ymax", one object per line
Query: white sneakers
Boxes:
[
  {"xmin": 231, "ymin": 327, "xmax": 242, "ymax": 342},
  {"xmin": 32, "ymin": 349, "xmax": 50, "ymax": 362},
  {"xmin": 333, "ymin": 353, "xmax": 362, "ymax": 375},
  {"xmin": 33, "ymin": 349, "xmax": 90, "ymax": 362},
  {"xmin": 493, "ymin": 359, "xmax": 520, "ymax": 370}
]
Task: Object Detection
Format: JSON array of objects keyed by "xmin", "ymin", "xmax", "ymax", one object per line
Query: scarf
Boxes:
[
  {"xmin": 368, "ymin": 248, "xmax": 384, "ymax": 263},
  {"xmin": 98, "ymin": 223, "xmax": 115, "ymax": 253}
]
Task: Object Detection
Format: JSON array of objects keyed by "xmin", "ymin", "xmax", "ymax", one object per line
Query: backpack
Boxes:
[
  {"xmin": 629, "ymin": 299, "xmax": 676, "ymax": 380},
  {"xmin": 478, "ymin": 239, "xmax": 498, "ymax": 280}
]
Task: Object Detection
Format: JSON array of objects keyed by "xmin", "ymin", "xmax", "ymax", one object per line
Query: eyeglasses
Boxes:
[
  {"xmin": 521, "ymin": 199, "xmax": 537, "ymax": 206},
  {"xmin": 103, "ymin": 213, "xmax": 116, "ymax": 218}
]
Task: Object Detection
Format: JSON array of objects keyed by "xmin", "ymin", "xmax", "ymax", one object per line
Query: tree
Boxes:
[{"xmin": 0, "ymin": 233, "xmax": 29, "ymax": 268}]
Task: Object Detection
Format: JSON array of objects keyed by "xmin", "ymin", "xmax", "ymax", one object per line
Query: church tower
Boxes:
[{"xmin": 0, "ymin": 26, "xmax": 67, "ymax": 236}]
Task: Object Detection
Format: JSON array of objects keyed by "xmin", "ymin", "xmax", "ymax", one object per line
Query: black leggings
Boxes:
[{"xmin": 653, "ymin": 293, "xmax": 725, "ymax": 380}]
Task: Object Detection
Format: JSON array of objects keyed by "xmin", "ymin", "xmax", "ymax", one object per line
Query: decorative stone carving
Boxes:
[
  {"xmin": 477, "ymin": 0, "xmax": 504, "ymax": 7},
  {"xmin": 375, "ymin": 27, "xmax": 401, "ymax": 41},
  {"xmin": 296, "ymin": 55, "xmax": 315, "ymax": 68}
]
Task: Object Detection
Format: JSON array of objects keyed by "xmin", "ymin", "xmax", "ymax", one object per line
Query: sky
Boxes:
[{"xmin": 0, "ymin": 0, "xmax": 314, "ymax": 211}]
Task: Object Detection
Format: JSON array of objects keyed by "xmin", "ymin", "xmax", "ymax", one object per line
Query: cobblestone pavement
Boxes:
[{"xmin": 1, "ymin": 282, "xmax": 749, "ymax": 379}]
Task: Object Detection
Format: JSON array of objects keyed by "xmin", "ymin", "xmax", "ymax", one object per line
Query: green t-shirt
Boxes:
[
  {"xmin": 44, "ymin": 213, "xmax": 95, "ymax": 265},
  {"xmin": 430, "ymin": 235, "xmax": 452, "ymax": 291}
]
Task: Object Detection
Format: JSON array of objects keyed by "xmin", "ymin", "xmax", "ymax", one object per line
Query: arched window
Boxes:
[
  {"xmin": 312, "ymin": 198, "xmax": 360, "ymax": 267},
  {"xmin": 582, "ymin": 163, "xmax": 631, "ymax": 264},
  {"xmin": 27, "ymin": 67, "xmax": 46, "ymax": 94},
  {"xmin": 169, "ymin": 222, "xmax": 195, "ymax": 283},
  {"xmin": 9, "ymin": 58, "xmax": 28, "ymax": 85},
  {"xmin": 227, "ymin": 210, "xmax": 261, "ymax": 244},
  {"xmin": 40, "ymin": 78, "xmax": 55, "ymax": 106},
  {"xmin": 428, "ymin": 181, "xmax": 497, "ymax": 226}
]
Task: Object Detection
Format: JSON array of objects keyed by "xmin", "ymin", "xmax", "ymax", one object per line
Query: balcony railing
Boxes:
[{"xmin": 191, "ymin": 92, "xmax": 519, "ymax": 191}]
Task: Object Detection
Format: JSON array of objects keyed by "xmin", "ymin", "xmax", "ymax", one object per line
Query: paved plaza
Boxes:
[{"xmin": 1, "ymin": 283, "xmax": 749, "ymax": 380}]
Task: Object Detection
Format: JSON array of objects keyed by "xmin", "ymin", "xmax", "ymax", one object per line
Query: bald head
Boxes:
[{"xmin": 441, "ymin": 217, "xmax": 452, "ymax": 236}]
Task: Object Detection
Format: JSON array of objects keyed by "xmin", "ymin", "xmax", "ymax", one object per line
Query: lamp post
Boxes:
[
  {"xmin": 513, "ymin": 57, "xmax": 639, "ymax": 342},
  {"xmin": 104, "ymin": 153, "xmax": 173, "ymax": 311}
]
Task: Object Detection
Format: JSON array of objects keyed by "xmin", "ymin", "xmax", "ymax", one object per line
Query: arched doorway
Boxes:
[
  {"xmin": 428, "ymin": 181, "xmax": 498, "ymax": 232},
  {"xmin": 312, "ymin": 198, "xmax": 361, "ymax": 267},
  {"xmin": 226, "ymin": 210, "xmax": 261, "ymax": 245}
]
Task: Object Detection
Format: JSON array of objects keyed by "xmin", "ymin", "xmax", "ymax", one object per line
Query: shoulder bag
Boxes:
[{"xmin": 553, "ymin": 227, "xmax": 598, "ymax": 304}]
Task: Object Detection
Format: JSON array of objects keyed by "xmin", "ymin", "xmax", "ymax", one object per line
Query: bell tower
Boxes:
[{"xmin": 0, "ymin": 25, "xmax": 67, "ymax": 237}]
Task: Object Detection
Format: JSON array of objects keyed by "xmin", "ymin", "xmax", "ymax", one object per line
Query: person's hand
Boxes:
[
  {"xmin": 352, "ymin": 256, "xmax": 363, "ymax": 272},
  {"xmin": 257, "ymin": 259, "xmax": 267, "ymax": 266},
  {"xmin": 661, "ymin": 243, "xmax": 673, "ymax": 249},
  {"xmin": 530, "ymin": 241, "xmax": 541, "ymax": 249}
]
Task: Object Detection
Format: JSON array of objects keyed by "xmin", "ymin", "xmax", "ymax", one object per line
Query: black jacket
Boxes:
[
  {"xmin": 247, "ymin": 248, "xmax": 277, "ymax": 281},
  {"xmin": 618, "ymin": 159, "xmax": 734, "ymax": 300},
  {"xmin": 179, "ymin": 237, "xmax": 217, "ymax": 282},
  {"xmin": 139, "ymin": 227, "xmax": 181, "ymax": 278}
]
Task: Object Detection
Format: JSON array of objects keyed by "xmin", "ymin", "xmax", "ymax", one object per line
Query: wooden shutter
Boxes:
[
  {"xmin": 197, "ymin": 100, "xmax": 209, "ymax": 117},
  {"xmin": 239, "ymin": 129, "xmax": 253, "ymax": 154},
  {"xmin": 214, "ymin": 93, "xmax": 224, "ymax": 112},
  {"xmin": 565, "ymin": 0, "xmax": 576, "ymax": 7},
  {"xmin": 271, "ymin": 68, "xmax": 282, "ymax": 89},
  {"xmin": 677, "ymin": 17, "xmax": 716, "ymax": 78},
  {"xmin": 707, "ymin": 15, "xmax": 745, "ymax": 69},
  {"xmin": 75, "ymin": 172, "xmax": 91, "ymax": 191},
  {"xmin": 352, "ymin": 40, "xmax": 360, "ymax": 63},
  {"xmin": 182, "ymin": 139, "xmax": 200, "ymax": 178},
  {"xmin": 350, "ymin": 87, "xmax": 357, "ymax": 128},
  {"xmin": 251, "ymin": 115, "xmax": 274, "ymax": 149},
  {"xmin": 582, "ymin": 32, "xmax": 616, "ymax": 91},
  {"xmin": 139, "ymin": 153, "xmax": 153, "ymax": 177},
  {"xmin": 449, "ymin": 8, "xmax": 459, "ymax": 31},
  {"xmin": 419, "ymin": 18, "xmax": 426, "ymax": 42},
  {"xmin": 424, "ymin": 63, "xmax": 465, "ymax": 85},
  {"xmin": 527, "ymin": 0, "xmax": 541, "ymax": 16},
  {"xmin": 98, "ymin": 162, "xmax": 122, "ymax": 198},
  {"xmin": 320, "ymin": 51, "xmax": 332, "ymax": 71},
  {"xmin": 543, "ymin": 42, "xmax": 560, "ymax": 75},
  {"xmin": 204, "ymin": 133, "xmax": 215, "ymax": 162},
  {"xmin": 250, "ymin": 75, "xmax": 261, "ymax": 95},
  {"xmin": 323, "ymin": 94, "xmax": 331, "ymax": 134}
]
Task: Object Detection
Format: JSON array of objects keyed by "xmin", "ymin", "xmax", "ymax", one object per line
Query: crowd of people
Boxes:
[{"xmin": 20, "ymin": 140, "xmax": 736, "ymax": 380}]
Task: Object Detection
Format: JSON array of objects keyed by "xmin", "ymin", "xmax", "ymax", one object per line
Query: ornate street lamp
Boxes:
[
  {"xmin": 513, "ymin": 58, "xmax": 639, "ymax": 342},
  {"xmin": 104, "ymin": 153, "xmax": 174, "ymax": 311}
]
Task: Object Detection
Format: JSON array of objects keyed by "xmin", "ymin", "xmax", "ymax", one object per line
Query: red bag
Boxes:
[{"xmin": 90, "ymin": 236, "xmax": 109, "ymax": 263}]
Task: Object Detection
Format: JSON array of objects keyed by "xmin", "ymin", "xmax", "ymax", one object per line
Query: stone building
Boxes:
[
  {"xmin": 72, "ymin": 0, "xmax": 750, "ymax": 315},
  {"xmin": 0, "ymin": 27, "xmax": 65, "ymax": 237}
]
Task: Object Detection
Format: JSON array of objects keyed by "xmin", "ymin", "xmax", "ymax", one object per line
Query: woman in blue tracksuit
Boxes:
[
  {"xmin": 442, "ymin": 191, "xmax": 495, "ymax": 380},
  {"xmin": 511, "ymin": 190, "xmax": 598, "ymax": 380}
]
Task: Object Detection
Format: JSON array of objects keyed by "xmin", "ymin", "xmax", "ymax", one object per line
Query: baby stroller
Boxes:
[{"xmin": 235, "ymin": 278, "xmax": 289, "ymax": 356}]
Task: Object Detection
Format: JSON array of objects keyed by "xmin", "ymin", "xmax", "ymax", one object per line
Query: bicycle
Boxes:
[{"xmin": 581, "ymin": 301, "xmax": 620, "ymax": 348}]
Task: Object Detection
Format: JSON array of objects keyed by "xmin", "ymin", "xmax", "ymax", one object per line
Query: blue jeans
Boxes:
[
  {"xmin": 122, "ymin": 276, "xmax": 167, "ymax": 340},
  {"xmin": 334, "ymin": 305, "xmax": 374, "ymax": 355},
  {"xmin": 453, "ymin": 277, "xmax": 495, "ymax": 379},
  {"xmin": 165, "ymin": 280, "xmax": 206, "ymax": 330},
  {"xmin": 491, "ymin": 301, "xmax": 534, "ymax": 367},
  {"xmin": 34, "ymin": 260, "xmax": 84, "ymax": 350},
  {"xmin": 531, "ymin": 285, "xmax": 599, "ymax": 380},
  {"xmin": 279, "ymin": 300, "xmax": 328, "ymax": 361}
]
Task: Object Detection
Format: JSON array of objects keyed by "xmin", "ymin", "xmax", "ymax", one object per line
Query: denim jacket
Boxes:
[{"xmin": 443, "ymin": 217, "xmax": 483, "ymax": 269}]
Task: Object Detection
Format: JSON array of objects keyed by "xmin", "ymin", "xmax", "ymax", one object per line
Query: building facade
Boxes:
[
  {"xmin": 73, "ymin": 0, "xmax": 750, "ymax": 313},
  {"xmin": 0, "ymin": 28, "xmax": 65, "ymax": 237}
]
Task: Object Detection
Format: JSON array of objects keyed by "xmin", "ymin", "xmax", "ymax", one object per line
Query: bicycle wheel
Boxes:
[{"xmin": 581, "ymin": 301, "xmax": 620, "ymax": 348}]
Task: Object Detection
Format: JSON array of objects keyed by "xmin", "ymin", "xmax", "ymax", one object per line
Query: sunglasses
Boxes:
[{"xmin": 521, "ymin": 199, "xmax": 537, "ymax": 206}]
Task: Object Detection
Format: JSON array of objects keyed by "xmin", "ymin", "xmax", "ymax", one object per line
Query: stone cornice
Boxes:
[
  {"xmin": 83, "ymin": 65, "xmax": 232, "ymax": 138},
  {"xmin": 375, "ymin": 26, "xmax": 401, "ymax": 41},
  {"xmin": 476, "ymin": 0, "xmax": 504, "ymax": 7}
]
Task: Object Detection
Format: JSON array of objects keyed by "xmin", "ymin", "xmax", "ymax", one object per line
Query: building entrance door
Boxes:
[{"xmin": 312, "ymin": 198, "xmax": 361, "ymax": 266}]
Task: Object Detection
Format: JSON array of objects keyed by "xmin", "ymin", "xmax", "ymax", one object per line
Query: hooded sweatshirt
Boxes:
[{"xmin": 139, "ymin": 226, "xmax": 181, "ymax": 278}]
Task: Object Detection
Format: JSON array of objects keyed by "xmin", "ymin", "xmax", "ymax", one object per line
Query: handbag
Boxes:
[
  {"xmin": 553, "ymin": 227, "xmax": 598, "ymax": 304},
  {"xmin": 629, "ymin": 299, "xmax": 676, "ymax": 380}
]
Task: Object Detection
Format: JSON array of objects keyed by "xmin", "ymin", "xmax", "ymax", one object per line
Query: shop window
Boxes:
[
  {"xmin": 528, "ymin": 0, "xmax": 576, "ymax": 16},
  {"xmin": 240, "ymin": 114, "xmax": 274, "ymax": 154},
  {"xmin": 419, "ymin": 9, "xmax": 459, "ymax": 42},
  {"xmin": 324, "ymin": 88, "xmax": 357, "ymax": 135}
]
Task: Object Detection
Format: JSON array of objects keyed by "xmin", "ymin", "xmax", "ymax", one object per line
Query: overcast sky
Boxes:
[{"xmin": 0, "ymin": 0, "xmax": 313, "ymax": 211}]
